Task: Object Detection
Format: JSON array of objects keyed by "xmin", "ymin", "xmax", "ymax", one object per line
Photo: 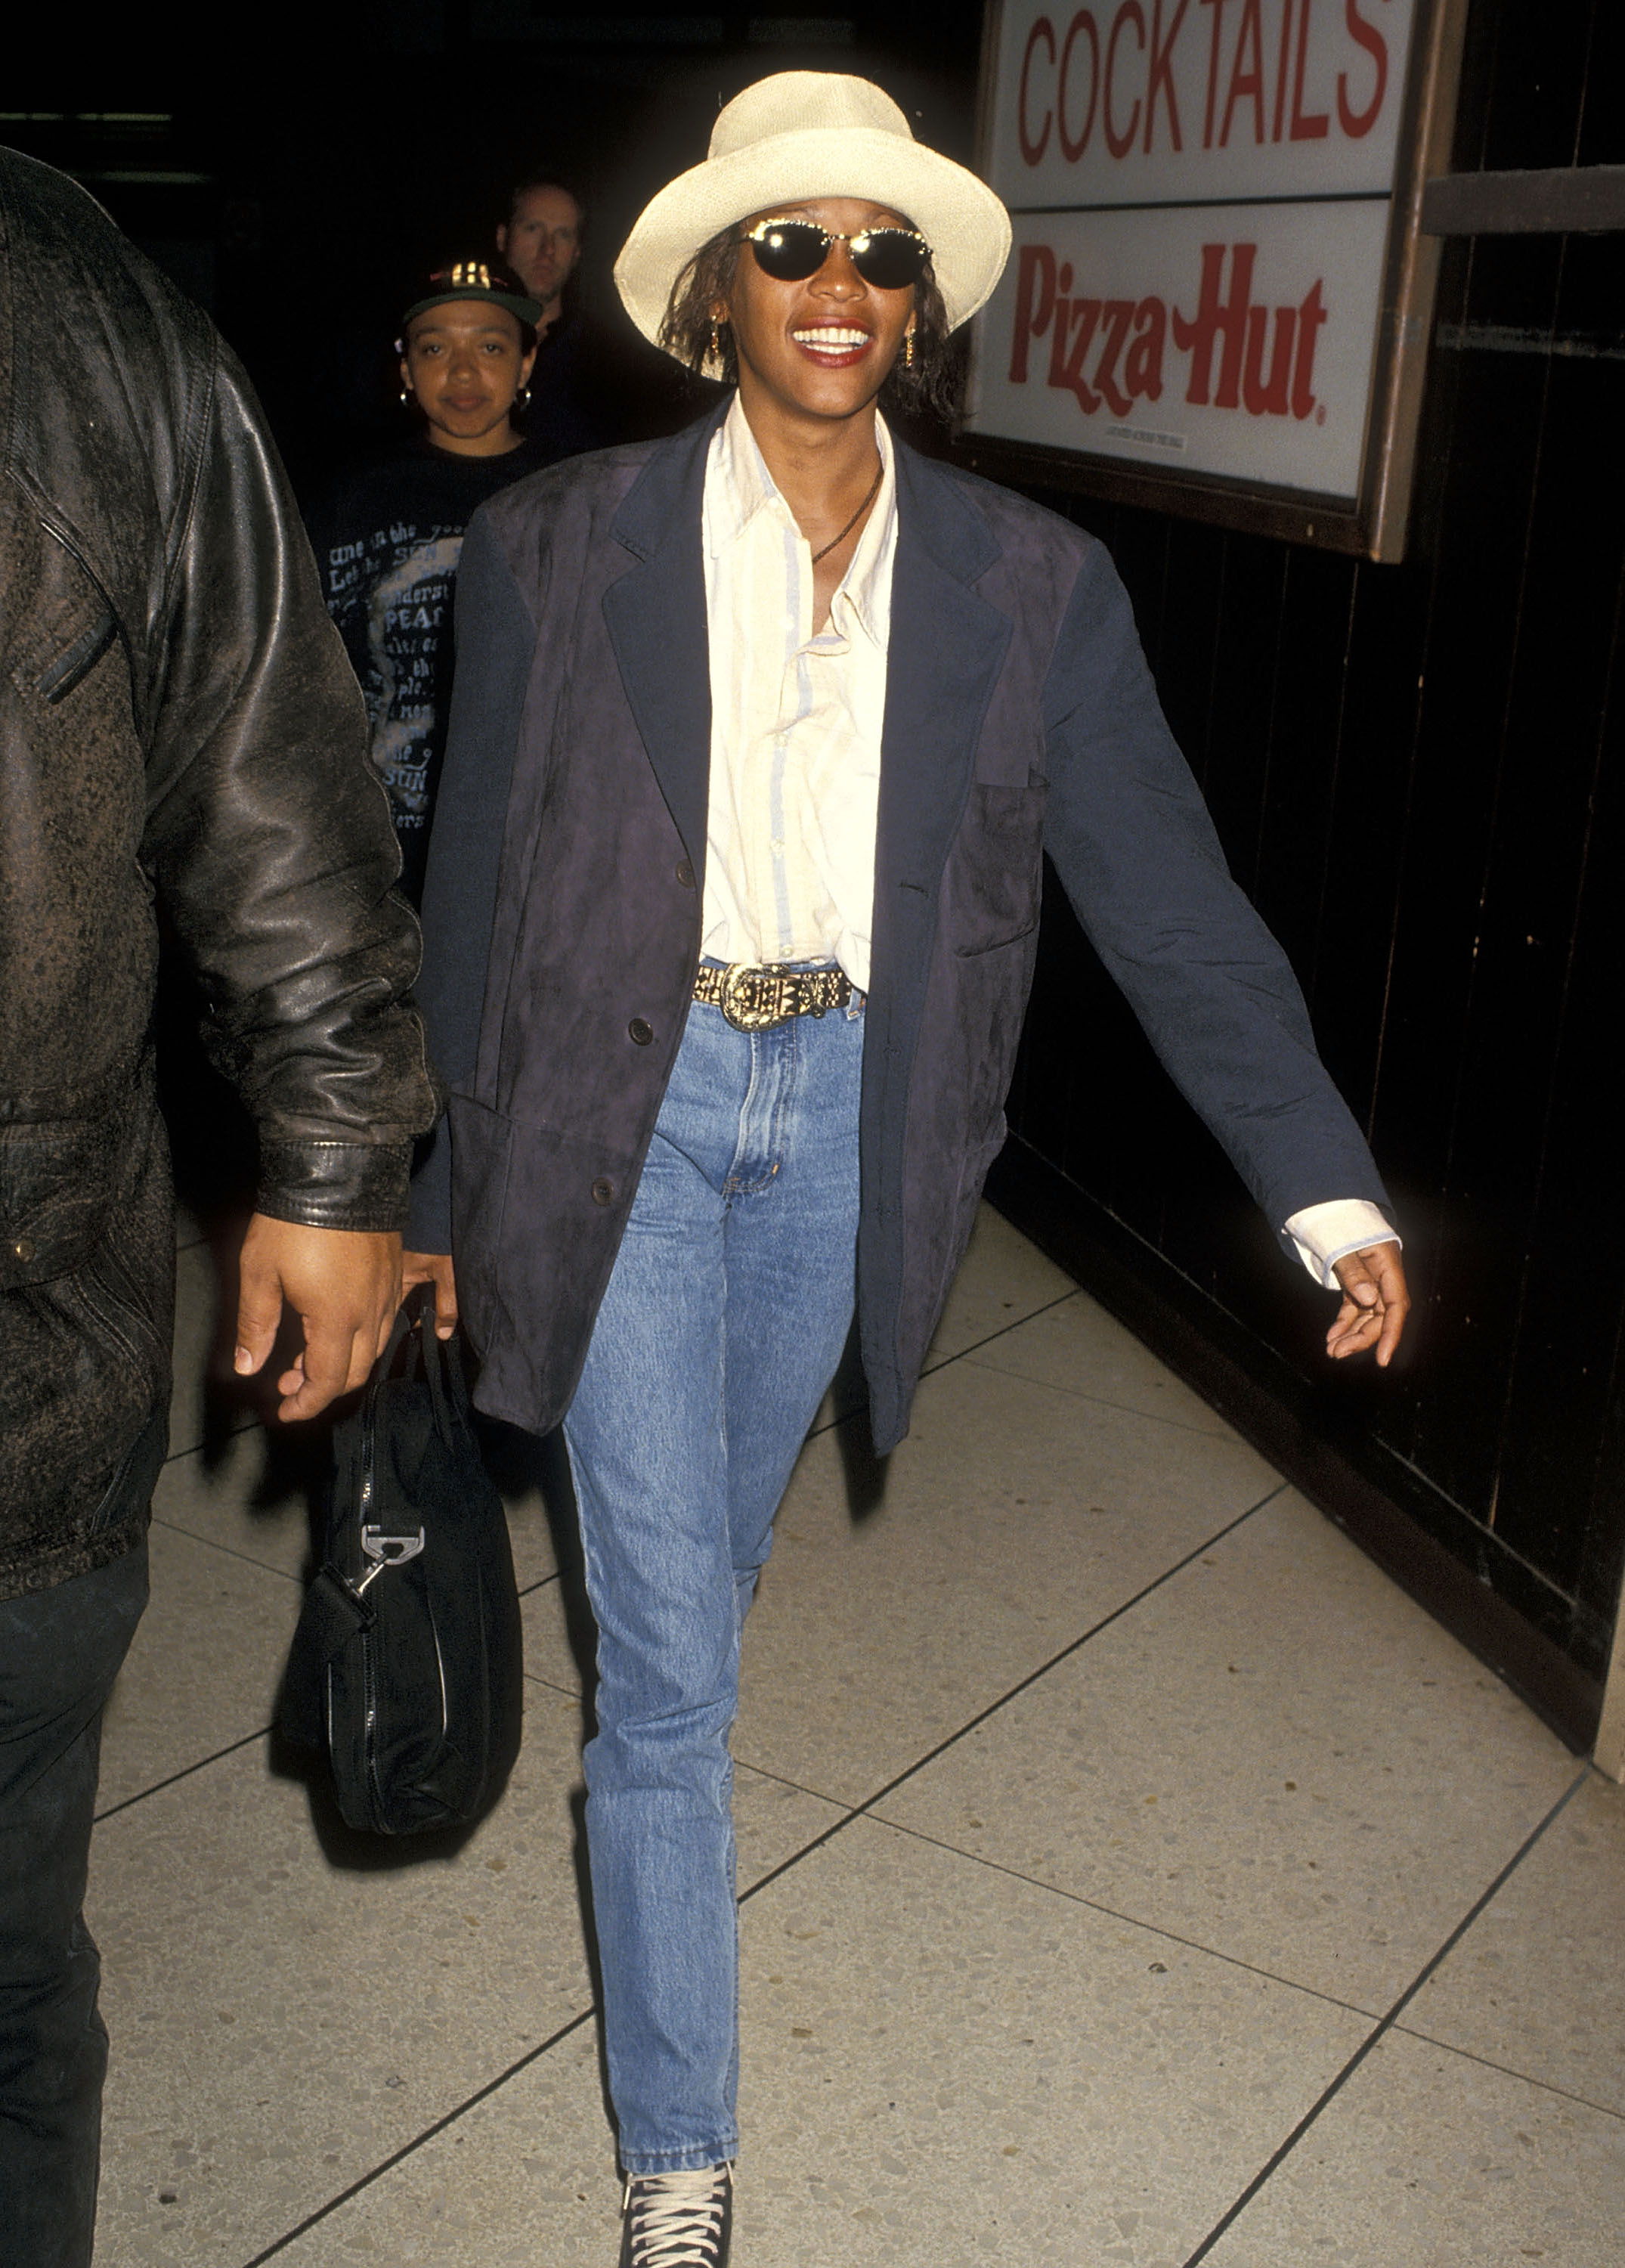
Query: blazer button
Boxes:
[
  {"xmin": 13, "ymin": 1237, "xmax": 36, "ymax": 1264},
  {"xmin": 591, "ymin": 1176, "xmax": 616, "ymax": 1207},
  {"xmin": 675, "ymin": 858, "xmax": 695, "ymax": 888},
  {"xmin": 627, "ymin": 1017, "xmax": 654, "ymax": 1046}
]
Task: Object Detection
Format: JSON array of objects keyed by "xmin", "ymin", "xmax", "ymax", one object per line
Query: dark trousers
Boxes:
[{"xmin": 0, "ymin": 1532, "xmax": 150, "ymax": 2268}]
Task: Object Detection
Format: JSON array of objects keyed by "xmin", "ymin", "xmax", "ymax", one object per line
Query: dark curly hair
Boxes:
[{"xmin": 658, "ymin": 218, "xmax": 959, "ymax": 423}]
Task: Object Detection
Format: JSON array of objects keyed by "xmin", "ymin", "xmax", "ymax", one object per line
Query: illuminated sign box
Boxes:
[{"xmin": 963, "ymin": 0, "xmax": 1469, "ymax": 558}]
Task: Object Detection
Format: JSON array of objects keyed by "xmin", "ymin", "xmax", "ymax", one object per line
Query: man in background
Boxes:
[
  {"xmin": 494, "ymin": 171, "xmax": 605, "ymax": 454},
  {"xmin": 497, "ymin": 172, "xmax": 583, "ymax": 343},
  {"xmin": 0, "ymin": 145, "xmax": 439, "ymax": 2267}
]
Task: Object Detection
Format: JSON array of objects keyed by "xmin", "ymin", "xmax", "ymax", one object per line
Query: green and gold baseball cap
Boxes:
[{"xmin": 402, "ymin": 259, "xmax": 543, "ymax": 328}]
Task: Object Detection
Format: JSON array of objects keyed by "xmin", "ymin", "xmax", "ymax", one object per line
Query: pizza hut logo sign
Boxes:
[{"xmin": 1009, "ymin": 240, "xmax": 1329, "ymax": 423}]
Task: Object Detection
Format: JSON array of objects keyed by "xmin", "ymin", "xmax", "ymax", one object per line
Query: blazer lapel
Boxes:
[
  {"xmin": 857, "ymin": 443, "xmax": 1014, "ymax": 1417},
  {"xmin": 875, "ymin": 444, "xmax": 1013, "ymax": 933},
  {"xmin": 601, "ymin": 406, "xmax": 727, "ymax": 875},
  {"xmin": 602, "ymin": 414, "xmax": 1011, "ymax": 922}
]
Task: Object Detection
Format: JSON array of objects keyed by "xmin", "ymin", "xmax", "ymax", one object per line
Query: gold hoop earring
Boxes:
[{"xmin": 904, "ymin": 329, "xmax": 915, "ymax": 370}]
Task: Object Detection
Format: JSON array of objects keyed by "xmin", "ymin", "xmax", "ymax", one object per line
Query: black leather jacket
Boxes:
[{"xmin": 0, "ymin": 148, "xmax": 440, "ymax": 1597}]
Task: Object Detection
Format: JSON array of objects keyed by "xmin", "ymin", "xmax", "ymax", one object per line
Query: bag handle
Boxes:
[
  {"xmin": 361, "ymin": 1284, "xmax": 469, "ymax": 1450},
  {"xmin": 358, "ymin": 1292, "xmax": 421, "ymax": 1436},
  {"xmin": 412, "ymin": 1282, "xmax": 460, "ymax": 1448},
  {"xmin": 376, "ymin": 1292, "xmax": 419, "ymax": 1380}
]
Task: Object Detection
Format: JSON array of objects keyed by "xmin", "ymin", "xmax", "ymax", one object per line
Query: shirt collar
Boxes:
[
  {"xmin": 708, "ymin": 392, "xmax": 897, "ymax": 648},
  {"xmin": 708, "ymin": 392, "xmax": 785, "ymax": 550}
]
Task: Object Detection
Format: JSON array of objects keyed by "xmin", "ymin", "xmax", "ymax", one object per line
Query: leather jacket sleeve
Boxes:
[{"xmin": 140, "ymin": 340, "xmax": 440, "ymax": 1230}]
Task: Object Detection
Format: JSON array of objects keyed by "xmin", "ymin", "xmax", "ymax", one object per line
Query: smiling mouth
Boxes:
[{"xmin": 791, "ymin": 325, "xmax": 873, "ymax": 358}]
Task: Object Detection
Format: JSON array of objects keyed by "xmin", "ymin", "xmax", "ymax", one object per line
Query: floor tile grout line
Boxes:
[
  {"xmin": 105, "ymin": 1585, "xmax": 574, "ymax": 1817},
  {"xmin": 149, "ymin": 1515, "xmax": 307, "ymax": 1588},
  {"xmin": 804, "ymin": 1399, "xmax": 869, "ymax": 1440},
  {"xmin": 95, "ymin": 1725, "xmax": 271, "ymax": 1823},
  {"xmin": 224, "ymin": 1476, "xmax": 1394, "ymax": 2257},
  {"xmin": 915, "ymin": 1288, "xmax": 1081, "ymax": 1380},
  {"xmin": 160, "ymin": 1414, "xmax": 260, "ymax": 1467},
  {"xmin": 804, "ymin": 1289, "xmax": 1081, "ymax": 1438},
  {"xmin": 726, "ymin": 1753, "xmax": 865, "ymax": 1811},
  {"xmin": 228, "ymin": 1488, "xmax": 1283, "ymax": 2245},
  {"xmin": 237, "ymin": 2007, "xmax": 598, "ymax": 2266},
  {"xmin": 866, "ymin": 1811, "xmax": 1390, "ymax": 2025},
  {"xmin": 522, "ymin": 1671, "xmax": 583, "ymax": 1699},
  {"xmin": 1178, "ymin": 1765, "xmax": 1592, "ymax": 2267},
  {"xmin": 738, "ymin": 1483, "xmax": 1289, "ymax": 1909},
  {"xmin": 152, "ymin": 1517, "xmax": 566, "ymax": 1600},
  {"xmin": 1388, "ymin": 2020, "xmax": 1625, "ymax": 2126},
  {"xmin": 957, "ymin": 1353, "xmax": 1246, "ymax": 1442}
]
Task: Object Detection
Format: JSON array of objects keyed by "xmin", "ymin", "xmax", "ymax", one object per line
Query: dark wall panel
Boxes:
[{"xmin": 990, "ymin": 0, "xmax": 1625, "ymax": 1732}]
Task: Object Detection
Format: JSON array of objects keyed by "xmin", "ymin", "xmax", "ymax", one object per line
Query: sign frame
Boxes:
[{"xmin": 956, "ymin": 0, "xmax": 1471, "ymax": 560}]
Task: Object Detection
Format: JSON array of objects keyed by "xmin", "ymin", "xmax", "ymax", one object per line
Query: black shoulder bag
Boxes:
[{"xmin": 281, "ymin": 1287, "xmax": 523, "ymax": 1835}]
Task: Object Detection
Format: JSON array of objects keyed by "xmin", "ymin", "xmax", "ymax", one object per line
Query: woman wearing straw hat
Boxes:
[{"xmin": 403, "ymin": 70, "xmax": 1407, "ymax": 2265}]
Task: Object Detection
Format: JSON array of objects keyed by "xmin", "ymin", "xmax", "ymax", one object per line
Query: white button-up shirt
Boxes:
[
  {"xmin": 696, "ymin": 393, "xmax": 1394, "ymax": 1286},
  {"xmin": 700, "ymin": 391, "xmax": 894, "ymax": 993}
]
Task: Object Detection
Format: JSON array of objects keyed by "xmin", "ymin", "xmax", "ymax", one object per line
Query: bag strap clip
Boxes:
[{"xmin": 358, "ymin": 1525, "xmax": 426, "ymax": 1591}]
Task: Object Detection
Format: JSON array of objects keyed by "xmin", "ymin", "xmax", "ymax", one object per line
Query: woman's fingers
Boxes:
[{"xmin": 1327, "ymin": 1242, "xmax": 1411, "ymax": 1368}]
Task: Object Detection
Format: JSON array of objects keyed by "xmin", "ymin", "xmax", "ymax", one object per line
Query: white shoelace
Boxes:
[{"xmin": 623, "ymin": 2163, "xmax": 732, "ymax": 2266}]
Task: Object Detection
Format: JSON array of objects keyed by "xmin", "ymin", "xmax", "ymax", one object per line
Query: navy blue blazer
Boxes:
[{"xmin": 410, "ymin": 404, "xmax": 1390, "ymax": 1451}]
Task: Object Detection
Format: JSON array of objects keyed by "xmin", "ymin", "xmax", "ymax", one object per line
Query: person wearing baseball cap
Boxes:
[
  {"xmin": 404, "ymin": 73, "xmax": 1405, "ymax": 2264},
  {"xmin": 304, "ymin": 259, "xmax": 556, "ymax": 903}
]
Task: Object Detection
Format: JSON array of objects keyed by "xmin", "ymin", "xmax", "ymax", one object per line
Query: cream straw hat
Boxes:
[{"xmin": 614, "ymin": 71, "xmax": 1011, "ymax": 352}]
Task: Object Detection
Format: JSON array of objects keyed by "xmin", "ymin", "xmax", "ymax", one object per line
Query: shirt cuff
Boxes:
[{"xmin": 1283, "ymin": 1199, "xmax": 1401, "ymax": 1289}]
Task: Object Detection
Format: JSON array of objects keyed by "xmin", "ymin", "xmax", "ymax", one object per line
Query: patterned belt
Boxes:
[{"xmin": 693, "ymin": 961, "xmax": 855, "ymax": 1032}]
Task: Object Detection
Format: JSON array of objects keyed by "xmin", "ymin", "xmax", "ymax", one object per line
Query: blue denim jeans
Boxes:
[{"xmin": 563, "ymin": 986, "xmax": 864, "ymax": 2174}]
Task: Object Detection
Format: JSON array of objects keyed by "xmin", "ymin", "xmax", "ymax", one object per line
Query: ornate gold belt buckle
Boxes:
[{"xmin": 719, "ymin": 963, "xmax": 786, "ymax": 1031}]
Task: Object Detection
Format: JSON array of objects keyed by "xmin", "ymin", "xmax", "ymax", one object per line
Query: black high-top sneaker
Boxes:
[{"xmin": 618, "ymin": 2162, "xmax": 733, "ymax": 2266}]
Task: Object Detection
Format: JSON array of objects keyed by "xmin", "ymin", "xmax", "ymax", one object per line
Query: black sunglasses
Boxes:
[{"xmin": 741, "ymin": 218, "xmax": 931, "ymax": 291}]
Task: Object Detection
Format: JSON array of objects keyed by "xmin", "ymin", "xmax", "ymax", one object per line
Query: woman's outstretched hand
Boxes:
[
  {"xmin": 1327, "ymin": 1242, "xmax": 1410, "ymax": 1368},
  {"xmin": 401, "ymin": 1250, "xmax": 460, "ymax": 1339}
]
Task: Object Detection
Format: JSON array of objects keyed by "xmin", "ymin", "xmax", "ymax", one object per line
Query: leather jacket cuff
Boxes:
[{"xmin": 255, "ymin": 1142, "xmax": 412, "ymax": 1233}]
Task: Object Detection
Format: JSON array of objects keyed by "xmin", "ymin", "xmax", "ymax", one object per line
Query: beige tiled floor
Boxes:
[{"xmin": 88, "ymin": 1206, "xmax": 1618, "ymax": 2266}]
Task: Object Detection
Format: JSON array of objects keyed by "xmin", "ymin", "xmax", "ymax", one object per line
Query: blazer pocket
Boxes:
[{"xmin": 948, "ymin": 782, "xmax": 1045, "ymax": 957}]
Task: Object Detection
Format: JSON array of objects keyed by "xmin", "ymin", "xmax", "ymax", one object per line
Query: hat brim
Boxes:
[
  {"xmin": 614, "ymin": 123, "xmax": 1011, "ymax": 355},
  {"xmin": 402, "ymin": 286, "xmax": 543, "ymax": 330}
]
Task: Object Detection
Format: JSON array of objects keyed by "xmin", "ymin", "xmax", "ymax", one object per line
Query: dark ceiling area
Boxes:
[{"xmin": 7, "ymin": 2, "xmax": 986, "ymax": 488}]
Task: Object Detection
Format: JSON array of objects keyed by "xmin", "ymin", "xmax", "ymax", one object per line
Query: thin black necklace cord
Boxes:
[{"xmin": 809, "ymin": 457, "xmax": 883, "ymax": 565}]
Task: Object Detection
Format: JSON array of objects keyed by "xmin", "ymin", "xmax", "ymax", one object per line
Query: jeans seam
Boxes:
[
  {"xmin": 725, "ymin": 1020, "xmax": 797, "ymax": 1197},
  {"xmin": 721, "ymin": 1030, "xmax": 762, "ymax": 1196}
]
